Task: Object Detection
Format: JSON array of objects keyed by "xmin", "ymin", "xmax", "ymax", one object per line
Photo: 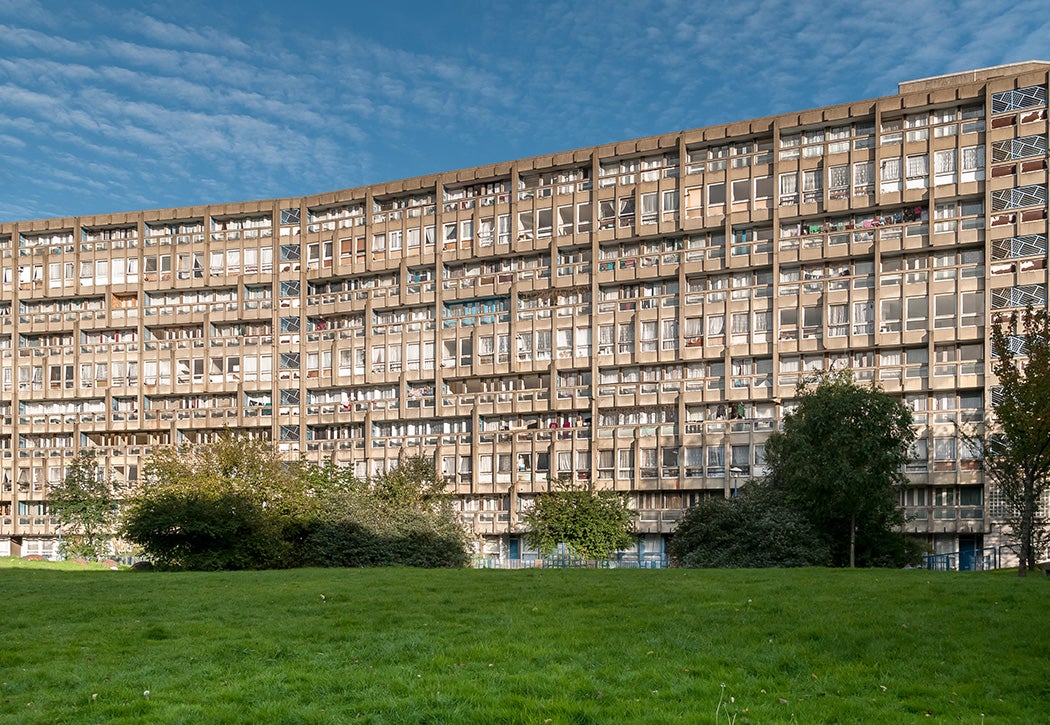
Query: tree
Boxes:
[
  {"xmin": 764, "ymin": 371, "xmax": 918, "ymax": 567},
  {"xmin": 122, "ymin": 434, "xmax": 312, "ymax": 569},
  {"xmin": 985, "ymin": 307, "xmax": 1050, "ymax": 576},
  {"xmin": 523, "ymin": 480, "xmax": 636, "ymax": 560},
  {"xmin": 48, "ymin": 449, "xmax": 122, "ymax": 560},
  {"xmin": 122, "ymin": 441, "xmax": 471, "ymax": 570},
  {"xmin": 302, "ymin": 455, "xmax": 470, "ymax": 568},
  {"xmin": 668, "ymin": 481, "xmax": 831, "ymax": 568},
  {"xmin": 121, "ymin": 488, "xmax": 273, "ymax": 570}
]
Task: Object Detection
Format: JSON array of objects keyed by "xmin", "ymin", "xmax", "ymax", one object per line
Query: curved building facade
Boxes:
[{"xmin": 2, "ymin": 62, "xmax": 1048, "ymax": 562}]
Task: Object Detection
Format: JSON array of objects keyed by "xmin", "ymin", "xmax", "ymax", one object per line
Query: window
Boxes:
[
  {"xmin": 617, "ymin": 449, "xmax": 634, "ymax": 480},
  {"xmin": 731, "ymin": 179, "xmax": 750, "ymax": 204},
  {"xmin": 707, "ymin": 314, "xmax": 725, "ymax": 338},
  {"xmin": 801, "ymin": 169, "xmax": 822, "ymax": 202},
  {"xmin": 881, "ymin": 157, "xmax": 902, "ymax": 187},
  {"xmin": 730, "ymin": 313, "xmax": 749, "ymax": 342},
  {"xmin": 881, "ymin": 118, "xmax": 903, "ymax": 145},
  {"xmin": 754, "ymin": 176, "xmax": 772, "ymax": 200},
  {"xmin": 753, "ymin": 311, "xmax": 771, "ymax": 338},
  {"xmin": 853, "ymin": 161, "xmax": 874, "ymax": 193},
  {"xmin": 933, "ymin": 437, "xmax": 957, "ymax": 471},
  {"xmin": 934, "ymin": 149, "xmax": 956, "ymax": 184},
  {"xmin": 533, "ymin": 209, "xmax": 550, "ymax": 237},
  {"xmin": 828, "ymin": 304, "xmax": 848, "ymax": 337},
  {"xmin": 906, "ymin": 154, "xmax": 928, "ymax": 189},
  {"xmin": 685, "ymin": 187, "xmax": 703, "ymax": 218},
  {"xmin": 640, "ymin": 321, "xmax": 657, "ymax": 352},
  {"xmin": 640, "ymin": 192, "xmax": 658, "ymax": 224},
  {"xmin": 617, "ymin": 322, "xmax": 634, "ymax": 353},
  {"xmin": 779, "ymin": 307, "xmax": 798, "ymax": 340},
  {"xmin": 706, "ymin": 446, "xmax": 724, "ymax": 475},
  {"xmin": 960, "ymin": 145, "xmax": 985, "ymax": 181},
  {"xmin": 708, "ymin": 183, "xmax": 726, "ymax": 206},
  {"xmin": 960, "ymin": 291, "xmax": 982, "ymax": 327},
  {"xmin": 662, "ymin": 319, "xmax": 678, "ymax": 351},
  {"xmin": 906, "ymin": 296, "xmax": 927, "ymax": 331},
  {"xmin": 779, "ymin": 173, "xmax": 798, "ymax": 204},
  {"xmin": 853, "ymin": 301, "xmax": 874, "ymax": 335},
  {"xmin": 907, "ymin": 438, "xmax": 929, "ymax": 472},
  {"xmin": 828, "ymin": 165, "xmax": 849, "ymax": 198},
  {"xmin": 662, "ymin": 190, "xmax": 679, "ymax": 219},
  {"xmin": 802, "ymin": 306, "xmax": 822, "ymax": 338}
]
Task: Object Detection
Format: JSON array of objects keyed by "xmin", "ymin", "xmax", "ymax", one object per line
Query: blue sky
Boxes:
[{"xmin": 1, "ymin": 0, "xmax": 1047, "ymax": 222}]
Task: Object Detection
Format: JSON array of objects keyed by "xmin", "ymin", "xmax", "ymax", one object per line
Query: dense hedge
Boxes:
[
  {"xmin": 668, "ymin": 484, "xmax": 832, "ymax": 568},
  {"xmin": 120, "ymin": 441, "xmax": 470, "ymax": 570}
]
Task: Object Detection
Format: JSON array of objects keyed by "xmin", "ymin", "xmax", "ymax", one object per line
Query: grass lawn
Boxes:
[{"xmin": 0, "ymin": 561, "xmax": 1046, "ymax": 723}]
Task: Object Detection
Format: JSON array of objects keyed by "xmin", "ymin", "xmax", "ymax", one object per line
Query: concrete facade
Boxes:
[{"xmin": 2, "ymin": 62, "xmax": 1049, "ymax": 560}]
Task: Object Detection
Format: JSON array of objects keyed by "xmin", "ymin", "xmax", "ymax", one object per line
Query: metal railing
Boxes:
[
  {"xmin": 472, "ymin": 553, "xmax": 669, "ymax": 569},
  {"xmin": 922, "ymin": 546, "xmax": 1000, "ymax": 571}
]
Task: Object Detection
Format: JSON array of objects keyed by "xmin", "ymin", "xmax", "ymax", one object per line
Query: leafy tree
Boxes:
[
  {"xmin": 764, "ymin": 371, "xmax": 918, "ymax": 567},
  {"xmin": 122, "ymin": 434, "xmax": 312, "ymax": 569},
  {"xmin": 123, "ymin": 438, "xmax": 470, "ymax": 569},
  {"xmin": 668, "ymin": 481, "xmax": 831, "ymax": 568},
  {"xmin": 121, "ymin": 488, "xmax": 272, "ymax": 570},
  {"xmin": 985, "ymin": 307, "xmax": 1050, "ymax": 576},
  {"xmin": 48, "ymin": 449, "xmax": 122, "ymax": 560},
  {"xmin": 366, "ymin": 455, "xmax": 451, "ymax": 508},
  {"xmin": 303, "ymin": 455, "xmax": 469, "ymax": 568},
  {"xmin": 523, "ymin": 480, "xmax": 636, "ymax": 560}
]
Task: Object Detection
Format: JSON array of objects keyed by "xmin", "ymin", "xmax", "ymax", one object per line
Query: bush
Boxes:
[
  {"xmin": 121, "ymin": 444, "xmax": 470, "ymax": 570},
  {"xmin": 302, "ymin": 488, "xmax": 469, "ymax": 568},
  {"xmin": 523, "ymin": 481, "xmax": 636, "ymax": 559},
  {"xmin": 668, "ymin": 484, "xmax": 832, "ymax": 568},
  {"xmin": 121, "ymin": 489, "xmax": 291, "ymax": 570}
]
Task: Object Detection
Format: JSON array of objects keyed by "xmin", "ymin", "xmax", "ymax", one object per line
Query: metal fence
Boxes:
[
  {"xmin": 922, "ymin": 546, "xmax": 1001, "ymax": 571},
  {"xmin": 472, "ymin": 554, "xmax": 669, "ymax": 569}
]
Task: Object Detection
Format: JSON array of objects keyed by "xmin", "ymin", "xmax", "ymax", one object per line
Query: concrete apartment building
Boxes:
[{"xmin": 1, "ymin": 62, "xmax": 1047, "ymax": 562}]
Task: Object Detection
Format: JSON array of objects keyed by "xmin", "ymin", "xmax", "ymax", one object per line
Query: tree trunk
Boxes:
[
  {"xmin": 850, "ymin": 514, "xmax": 856, "ymax": 569},
  {"xmin": 1019, "ymin": 472, "xmax": 1035, "ymax": 577}
]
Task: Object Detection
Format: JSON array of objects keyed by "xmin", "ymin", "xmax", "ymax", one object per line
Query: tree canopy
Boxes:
[
  {"xmin": 301, "ymin": 455, "xmax": 469, "ymax": 568},
  {"xmin": 48, "ymin": 449, "xmax": 122, "ymax": 560},
  {"xmin": 668, "ymin": 481, "xmax": 831, "ymax": 568},
  {"xmin": 763, "ymin": 371, "xmax": 918, "ymax": 567},
  {"xmin": 121, "ymin": 436, "xmax": 469, "ymax": 570},
  {"xmin": 523, "ymin": 481, "xmax": 635, "ymax": 560},
  {"xmin": 986, "ymin": 307, "xmax": 1050, "ymax": 575},
  {"xmin": 122, "ymin": 435, "xmax": 310, "ymax": 569}
]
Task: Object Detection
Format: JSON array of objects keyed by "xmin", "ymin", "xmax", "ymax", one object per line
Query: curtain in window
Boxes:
[
  {"xmin": 935, "ymin": 149, "xmax": 956, "ymax": 174},
  {"xmin": 906, "ymin": 154, "xmax": 929, "ymax": 177},
  {"xmin": 881, "ymin": 157, "xmax": 902, "ymax": 181},
  {"xmin": 853, "ymin": 162, "xmax": 874, "ymax": 186},
  {"xmin": 707, "ymin": 315, "xmax": 725, "ymax": 336},
  {"xmin": 828, "ymin": 165, "xmax": 849, "ymax": 189}
]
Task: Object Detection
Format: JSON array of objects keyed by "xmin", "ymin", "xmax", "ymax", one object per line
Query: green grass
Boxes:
[
  {"xmin": 1, "ymin": 561, "xmax": 1047, "ymax": 723},
  {"xmin": 0, "ymin": 556, "xmax": 122, "ymax": 572}
]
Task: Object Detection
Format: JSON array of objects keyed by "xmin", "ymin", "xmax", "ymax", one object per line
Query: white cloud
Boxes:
[{"xmin": 0, "ymin": 0, "xmax": 1047, "ymax": 221}]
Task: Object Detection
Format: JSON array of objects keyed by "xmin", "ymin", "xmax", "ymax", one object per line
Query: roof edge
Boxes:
[{"xmin": 898, "ymin": 61, "xmax": 1050, "ymax": 94}]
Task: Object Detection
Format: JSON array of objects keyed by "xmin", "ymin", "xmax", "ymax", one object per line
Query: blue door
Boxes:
[
  {"xmin": 508, "ymin": 538, "xmax": 520, "ymax": 560},
  {"xmin": 959, "ymin": 535, "xmax": 979, "ymax": 571}
]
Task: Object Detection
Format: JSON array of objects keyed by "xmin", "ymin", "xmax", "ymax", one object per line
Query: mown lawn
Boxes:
[{"xmin": 0, "ymin": 561, "xmax": 1046, "ymax": 723}]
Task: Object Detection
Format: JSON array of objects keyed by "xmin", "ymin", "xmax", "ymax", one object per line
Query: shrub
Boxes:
[
  {"xmin": 121, "ymin": 489, "xmax": 288, "ymax": 570},
  {"xmin": 122, "ymin": 444, "xmax": 470, "ymax": 570},
  {"xmin": 523, "ymin": 481, "xmax": 636, "ymax": 560},
  {"xmin": 302, "ymin": 486, "xmax": 469, "ymax": 568},
  {"xmin": 668, "ymin": 484, "xmax": 832, "ymax": 568}
]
